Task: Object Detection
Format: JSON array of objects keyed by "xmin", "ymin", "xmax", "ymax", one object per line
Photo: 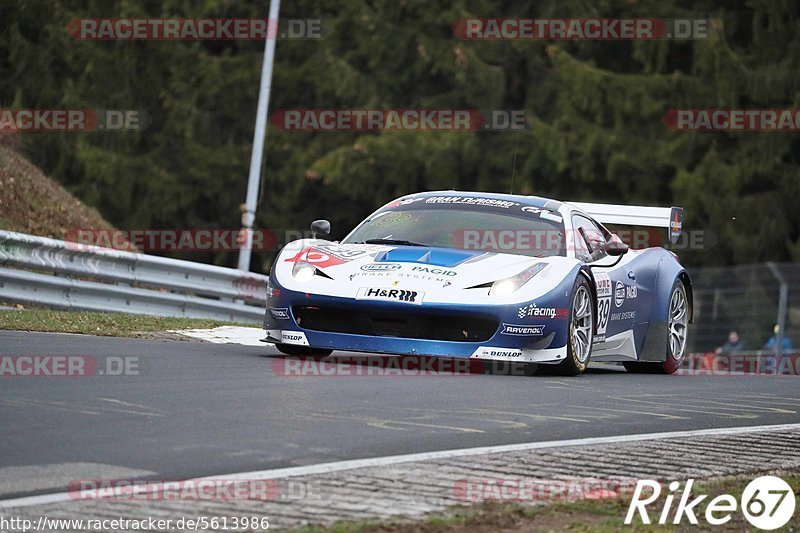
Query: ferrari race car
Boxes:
[{"xmin": 264, "ymin": 191, "xmax": 692, "ymax": 375}]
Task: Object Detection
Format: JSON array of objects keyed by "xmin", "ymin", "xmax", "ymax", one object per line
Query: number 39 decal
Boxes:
[{"xmin": 594, "ymin": 273, "xmax": 612, "ymax": 335}]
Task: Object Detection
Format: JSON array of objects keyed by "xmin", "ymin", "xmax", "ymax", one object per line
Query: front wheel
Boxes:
[
  {"xmin": 553, "ymin": 276, "xmax": 594, "ymax": 376},
  {"xmin": 623, "ymin": 280, "xmax": 689, "ymax": 374}
]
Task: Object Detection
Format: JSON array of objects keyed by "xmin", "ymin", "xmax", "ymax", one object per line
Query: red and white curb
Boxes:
[{"xmin": 2, "ymin": 422, "xmax": 800, "ymax": 511}]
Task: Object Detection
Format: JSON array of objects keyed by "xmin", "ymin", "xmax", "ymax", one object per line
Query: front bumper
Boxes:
[{"xmin": 264, "ymin": 276, "xmax": 573, "ymax": 364}]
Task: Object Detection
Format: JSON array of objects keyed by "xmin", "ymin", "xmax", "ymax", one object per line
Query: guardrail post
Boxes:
[{"xmin": 766, "ymin": 262, "xmax": 789, "ymax": 356}]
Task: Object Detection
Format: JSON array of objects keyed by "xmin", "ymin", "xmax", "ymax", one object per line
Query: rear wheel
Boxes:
[
  {"xmin": 623, "ymin": 280, "xmax": 688, "ymax": 374},
  {"xmin": 552, "ymin": 276, "xmax": 594, "ymax": 376},
  {"xmin": 275, "ymin": 344, "xmax": 333, "ymax": 357}
]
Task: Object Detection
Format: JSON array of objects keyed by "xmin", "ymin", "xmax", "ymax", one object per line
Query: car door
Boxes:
[{"xmin": 571, "ymin": 214, "xmax": 637, "ymax": 346}]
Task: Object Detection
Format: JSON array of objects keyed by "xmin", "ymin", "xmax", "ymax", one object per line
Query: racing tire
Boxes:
[
  {"xmin": 551, "ymin": 275, "xmax": 594, "ymax": 376},
  {"xmin": 275, "ymin": 344, "xmax": 333, "ymax": 357},
  {"xmin": 623, "ymin": 280, "xmax": 689, "ymax": 375}
]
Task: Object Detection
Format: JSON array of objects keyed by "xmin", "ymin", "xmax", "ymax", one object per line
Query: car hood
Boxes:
[{"xmin": 274, "ymin": 240, "xmax": 579, "ymax": 304}]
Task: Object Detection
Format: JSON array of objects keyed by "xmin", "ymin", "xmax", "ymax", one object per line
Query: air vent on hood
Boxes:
[
  {"xmin": 375, "ymin": 247, "xmax": 483, "ymax": 268},
  {"xmin": 314, "ymin": 268, "xmax": 333, "ymax": 279}
]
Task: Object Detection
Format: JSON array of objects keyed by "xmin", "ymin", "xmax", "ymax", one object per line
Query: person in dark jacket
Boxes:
[{"xmin": 715, "ymin": 330, "xmax": 744, "ymax": 355}]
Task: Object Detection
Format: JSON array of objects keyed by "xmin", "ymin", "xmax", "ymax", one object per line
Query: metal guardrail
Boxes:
[{"xmin": 0, "ymin": 230, "xmax": 268, "ymax": 322}]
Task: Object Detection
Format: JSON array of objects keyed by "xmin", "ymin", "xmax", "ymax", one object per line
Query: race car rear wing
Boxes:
[{"xmin": 570, "ymin": 202, "xmax": 683, "ymax": 243}]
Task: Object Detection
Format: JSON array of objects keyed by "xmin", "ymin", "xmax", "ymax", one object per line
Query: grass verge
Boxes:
[
  {"xmin": 295, "ymin": 469, "xmax": 800, "ymax": 532},
  {"xmin": 0, "ymin": 308, "xmax": 250, "ymax": 339}
]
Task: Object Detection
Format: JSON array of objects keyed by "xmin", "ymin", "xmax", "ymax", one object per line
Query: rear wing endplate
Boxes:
[{"xmin": 570, "ymin": 202, "xmax": 683, "ymax": 243}]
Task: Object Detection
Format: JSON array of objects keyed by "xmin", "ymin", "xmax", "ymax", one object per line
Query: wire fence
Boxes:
[{"xmin": 688, "ymin": 262, "xmax": 797, "ymax": 354}]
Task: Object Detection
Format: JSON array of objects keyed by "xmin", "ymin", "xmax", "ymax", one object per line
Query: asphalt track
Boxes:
[{"xmin": 2, "ymin": 330, "xmax": 800, "ymax": 500}]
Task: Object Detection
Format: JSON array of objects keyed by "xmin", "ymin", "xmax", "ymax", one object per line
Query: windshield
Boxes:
[{"xmin": 343, "ymin": 198, "xmax": 566, "ymax": 257}]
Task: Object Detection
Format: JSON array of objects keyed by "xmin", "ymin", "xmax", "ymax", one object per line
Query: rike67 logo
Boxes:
[{"xmin": 626, "ymin": 476, "xmax": 795, "ymax": 530}]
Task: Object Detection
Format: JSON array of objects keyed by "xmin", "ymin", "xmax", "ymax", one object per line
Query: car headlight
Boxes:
[
  {"xmin": 292, "ymin": 261, "xmax": 316, "ymax": 282},
  {"xmin": 489, "ymin": 263, "xmax": 546, "ymax": 296}
]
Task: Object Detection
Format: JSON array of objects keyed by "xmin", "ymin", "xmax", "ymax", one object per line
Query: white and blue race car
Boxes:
[{"xmin": 264, "ymin": 191, "xmax": 691, "ymax": 375}]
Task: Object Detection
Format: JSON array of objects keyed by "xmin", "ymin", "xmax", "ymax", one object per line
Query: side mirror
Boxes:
[
  {"xmin": 604, "ymin": 239, "xmax": 629, "ymax": 256},
  {"xmin": 311, "ymin": 219, "xmax": 331, "ymax": 239}
]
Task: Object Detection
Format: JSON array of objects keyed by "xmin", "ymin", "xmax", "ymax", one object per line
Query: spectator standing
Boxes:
[
  {"xmin": 763, "ymin": 325, "xmax": 793, "ymax": 353},
  {"xmin": 715, "ymin": 330, "xmax": 744, "ymax": 355}
]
